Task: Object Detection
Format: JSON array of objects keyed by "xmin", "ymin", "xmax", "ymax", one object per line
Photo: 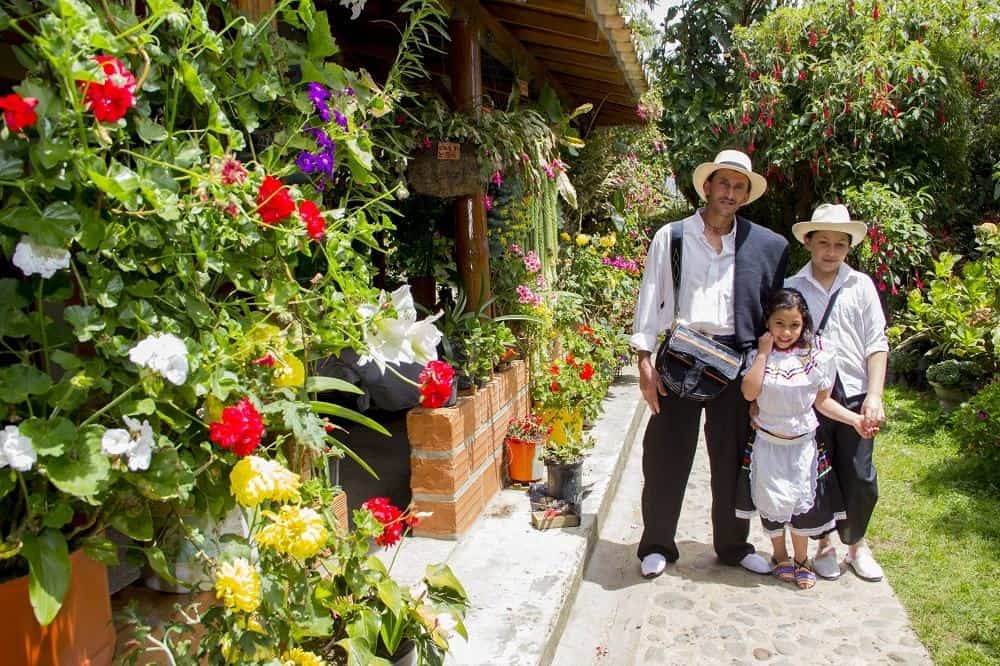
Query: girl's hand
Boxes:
[
  {"xmin": 757, "ymin": 332, "xmax": 774, "ymax": 356},
  {"xmin": 852, "ymin": 415, "xmax": 878, "ymax": 438}
]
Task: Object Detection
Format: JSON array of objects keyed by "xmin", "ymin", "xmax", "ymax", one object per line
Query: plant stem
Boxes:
[
  {"xmin": 36, "ymin": 280, "xmax": 50, "ymax": 381},
  {"xmin": 80, "ymin": 384, "xmax": 138, "ymax": 427}
]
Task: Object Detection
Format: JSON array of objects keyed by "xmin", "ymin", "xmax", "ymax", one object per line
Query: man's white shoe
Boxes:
[
  {"xmin": 640, "ymin": 553, "xmax": 667, "ymax": 578},
  {"xmin": 812, "ymin": 545, "xmax": 842, "ymax": 580},
  {"xmin": 739, "ymin": 552, "xmax": 772, "ymax": 574},
  {"xmin": 845, "ymin": 547, "xmax": 884, "ymax": 582}
]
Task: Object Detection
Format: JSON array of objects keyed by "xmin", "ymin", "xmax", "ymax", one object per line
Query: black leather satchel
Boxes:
[{"xmin": 654, "ymin": 223, "xmax": 744, "ymax": 401}]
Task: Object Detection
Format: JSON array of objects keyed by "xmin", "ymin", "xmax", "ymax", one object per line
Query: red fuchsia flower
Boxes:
[
  {"xmin": 483, "ymin": 194, "xmax": 494, "ymax": 212},
  {"xmin": 491, "ymin": 170, "xmax": 504, "ymax": 186},
  {"xmin": 418, "ymin": 360, "xmax": 455, "ymax": 409},
  {"xmin": 877, "ymin": 280, "xmax": 887, "ymax": 292},
  {"xmin": 579, "ymin": 363, "xmax": 595, "ymax": 381},
  {"xmin": 298, "ymin": 200, "xmax": 325, "ymax": 241},
  {"xmin": 549, "ymin": 363, "xmax": 560, "ymax": 376},
  {"xmin": 209, "ymin": 397, "xmax": 265, "ymax": 457},
  {"xmin": 747, "ymin": 140, "xmax": 756, "ymax": 155},
  {"xmin": 872, "ymin": 4, "xmax": 880, "ymax": 20},
  {"xmin": 253, "ymin": 354, "xmax": 276, "ymax": 367},
  {"xmin": 741, "ymin": 113, "xmax": 751, "ymax": 126},
  {"xmin": 808, "ymin": 30, "xmax": 818, "ymax": 48},
  {"xmin": 765, "ymin": 115, "xmax": 774, "ymax": 129},
  {"xmin": 421, "ymin": 136, "xmax": 432, "ymax": 149},
  {"xmin": 80, "ymin": 55, "xmax": 137, "ymax": 123},
  {"xmin": 565, "ymin": 353, "xmax": 577, "ymax": 367},
  {"xmin": 220, "ymin": 157, "xmax": 248, "ymax": 186},
  {"xmin": 256, "ymin": 176, "xmax": 295, "ymax": 224},
  {"xmin": 224, "ymin": 202, "xmax": 239, "ymax": 218},
  {"xmin": 549, "ymin": 381, "xmax": 560, "ymax": 393},
  {"xmin": 0, "ymin": 94, "xmax": 38, "ymax": 132}
]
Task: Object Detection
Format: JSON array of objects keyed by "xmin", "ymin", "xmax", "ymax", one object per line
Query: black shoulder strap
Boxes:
[
  {"xmin": 669, "ymin": 222, "xmax": 683, "ymax": 318},
  {"xmin": 816, "ymin": 287, "xmax": 842, "ymax": 337}
]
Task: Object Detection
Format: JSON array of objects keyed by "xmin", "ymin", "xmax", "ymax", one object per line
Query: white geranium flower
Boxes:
[
  {"xmin": 101, "ymin": 416, "xmax": 154, "ymax": 471},
  {"xmin": 0, "ymin": 425, "xmax": 37, "ymax": 472},
  {"xmin": 128, "ymin": 333, "xmax": 189, "ymax": 385},
  {"xmin": 12, "ymin": 235, "xmax": 71, "ymax": 279}
]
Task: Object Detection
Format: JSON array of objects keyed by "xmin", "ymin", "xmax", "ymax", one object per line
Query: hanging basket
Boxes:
[{"xmin": 406, "ymin": 142, "xmax": 481, "ymax": 198}]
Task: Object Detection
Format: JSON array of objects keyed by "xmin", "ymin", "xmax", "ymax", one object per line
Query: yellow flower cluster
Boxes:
[
  {"xmin": 282, "ymin": 648, "xmax": 325, "ymax": 666},
  {"xmin": 575, "ymin": 233, "xmax": 591, "ymax": 247},
  {"xmin": 214, "ymin": 557, "xmax": 261, "ymax": 613},
  {"xmin": 273, "ymin": 353, "xmax": 305, "ymax": 388},
  {"xmin": 257, "ymin": 505, "xmax": 329, "ymax": 560},
  {"xmin": 230, "ymin": 455, "xmax": 301, "ymax": 508},
  {"xmin": 599, "ymin": 233, "xmax": 617, "ymax": 248}
]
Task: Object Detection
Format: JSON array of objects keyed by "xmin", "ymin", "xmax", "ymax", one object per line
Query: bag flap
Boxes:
[{"xmin": 666, "ymin": 325, "xmax": 743, "ymax": 380}]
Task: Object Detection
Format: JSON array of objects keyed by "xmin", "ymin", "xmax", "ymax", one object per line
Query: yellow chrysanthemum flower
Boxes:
[
  {"xmin": 599, "ymin": 233, "xmax": 617, "ymax": 248},
  {"xmin": 282, "ymin": 648, "xmax": 325, "ymax": 666},
  {"xmin": 559, "ymin": 231, "xmax": 571, "ymax": 242},
  {"xmin": 214, "ymin": 557, "xmax": 261, "ymax": 613},
  {"xmin": 230, "ymin": 455, "xmax": 301, "ymax": 508},
  {"xmin": 257, "ymin": 505, "xmax": 329, "ymax": 560},
  {"xmin": 273, "ymin": 353, "xmax": 305, "ymax": 388},
  {"xmin": 575, "ymin": 233, "xmax": 591, "ymax": 247}
]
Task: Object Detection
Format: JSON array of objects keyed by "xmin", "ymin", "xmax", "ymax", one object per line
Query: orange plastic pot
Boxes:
[
  {"xmin": 0, "ymin": 548, "xmax": 116, "ymax": 666},
  {"xmin": 505, "ymin": 437, "xmax": 538, "ymax": 483}
]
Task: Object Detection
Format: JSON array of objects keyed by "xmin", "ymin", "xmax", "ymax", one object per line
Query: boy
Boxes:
[{"xmin": 786, "ymin": 203, "xmax": 888, "ymax": 581}]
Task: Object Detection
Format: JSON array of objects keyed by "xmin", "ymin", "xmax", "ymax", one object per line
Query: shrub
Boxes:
[{"xmin": 951, "ymin": 381, "xmax": 1000, "ymax": 464}]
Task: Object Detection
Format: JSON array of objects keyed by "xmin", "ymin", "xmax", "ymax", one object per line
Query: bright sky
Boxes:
[{"xmin": 647, "ymin": 0, "xmax": 684, "ymax": 30}]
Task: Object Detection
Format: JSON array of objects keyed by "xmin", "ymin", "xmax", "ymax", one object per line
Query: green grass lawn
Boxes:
[{"xmin": 870, "ymin": 386, "xmax": 1000, "ymax": 665}]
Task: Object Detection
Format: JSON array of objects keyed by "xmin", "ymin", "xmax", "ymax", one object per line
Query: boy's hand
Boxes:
[
  {"xmin": 852, "ymin": 414, "xmax": 878, "ymax": 439},
  {"xmin": 861, "ymin": 394, "xmax": 885, "ymax": 432},
  {"xmin": 757, "ymin": 332, "xmax": 774, "ymax": 356}
]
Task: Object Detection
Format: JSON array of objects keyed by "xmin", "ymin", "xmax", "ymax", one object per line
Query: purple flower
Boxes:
[
  {"xmin": 334, "ymin": 110, "xmax": 348, "ymax": 131},
  {"xmin": 978, "ymin": 410, "xmax": 989, "ymax": 421},
  {"xmin": 344, "ymin": 86, "xmax": 355, "ymax": 97},
  {"xmin": 307, "ymin": 128, "xmax": 335, "ymax": 151},
  {"xmin": 307, "ymin": 83, "xmax": 332, "ymax": 122}
]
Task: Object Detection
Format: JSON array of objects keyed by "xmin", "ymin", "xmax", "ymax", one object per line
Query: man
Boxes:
[
  {"xmin": 786, "ymin": 203, "xmax": 888, "ymax": 582},
  {"xmin": 631, "ymin": 150, "xmax": 788, "ymax": 578}
]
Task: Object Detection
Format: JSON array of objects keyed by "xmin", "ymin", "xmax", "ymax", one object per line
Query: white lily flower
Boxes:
[
  {"xmin": 409, "ymin": 312, "xmax": 443, "ymax": 365},
  {"xmin": 409, "ymin": 581, "xmax": 428, "ymax": 600},
  {"xmin": 358, "ymin": 285, "xmax": 444, "ymax": 372},
  {"xmin": 12, "ymin": 235, "xmax": 71, "ymax": 279},
  {"xmin": 390, "ymin": 284, "xmax": 417, "ymax": 325},
  {"xmin": 434, "ymin": 611, "xmax": 458, "ymax": 638},
  {"xmin": 101, "ymin": 416, "xmax": 154, "ymax": 471},
  {"xmin": 128, "ymin": 333, "xmax": 189, "ymax": 385},
  {"xmin": 0, "ymin": 425, "xmax": 36, "ymax": 472}
]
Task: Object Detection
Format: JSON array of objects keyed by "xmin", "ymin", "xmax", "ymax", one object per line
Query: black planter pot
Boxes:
[{"xmin": 546, "ymin": 461, "xmax": 583, "ymax": 504}]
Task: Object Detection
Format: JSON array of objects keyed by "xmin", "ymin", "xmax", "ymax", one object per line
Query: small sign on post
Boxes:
[
  {"xmin": 437, "ymin": 142, "xmax": 461, "ymax": 160},
  {"xmin": 517, "ymin": 79, "xmax": 529, "ymax": 98}
]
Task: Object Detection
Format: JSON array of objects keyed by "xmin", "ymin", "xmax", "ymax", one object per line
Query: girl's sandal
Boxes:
[
  {"xmin": 794, "ymin": 559, "xmax": 816, "ymax": 590},
  {"xmin": 772, "ymin": 557, "xmax": 795, "ymax": 583}
]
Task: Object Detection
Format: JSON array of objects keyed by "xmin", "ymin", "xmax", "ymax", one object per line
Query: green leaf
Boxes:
[
  {"xmin": 64, "ymin": 305, "xmax": 106, "ymax": 342},
  {"xmin": 144, "ymin": 545, "xmax": 179, "ymax": 586},
  {"xmin": 79, "ymin": 534, "xmax": 120, "ymax": 566},
  {"xmin": 0, "ymin": 203, "xmax": 78, "ymax": 247},
  {"xmin": 336, "ymin": 638, "xmax": 390, "ymax": 666},
  {"xmin": 21, "ymin": 529, "xmax": 71, "ymax": 626},
  {"xmin": 307, "ymin": 11, "xmax": 338, "ymax": 59},
  {"xmin": 136, "ymin": 117, "xmax": 168, "ymax": 143},
  {"xmin": 0, "ymin": 151, "xmax": 24, "ymax": 178},
  {"xmin": 424, "ymin": 563, "xmax": 468, "ymax": 601},
  {"xmin": 131, "ymin": 445, "xmax": 194, "ymax": 501},
  {"xmin": 45, "ymin": 425, "xmax": 110, "ymax": 496},
  {"xmin": 19, "ymin": 417, "xmax": 76, "ymax": 456},
  {"xmin": 0, "ymin": 364, "xmax": 53, "ymax": 403},
  {"xmin": 0, "ymin": 468, "xmax": 16, "ymax": 500},
  {"xmin": 179, "ymin": 61, "xmax": 207, "ymax": 105},
  {"xmin": 109, "ymin": 498, "xmax": 153, "ymax": 540},
  {"xmin": 345, "ymin": 607, "xmax": 380, "ymax": 649},
  {"xmin": 310, "ymin": 400, "xmax": 390, "ymax": 436},
  {"xmin": 377, "ymin": 578, "xmax": 403, "ymax": 616},
  {"xmin": 41, "ymin": 502, "xmax": 74, "ymax": 529},
  {"xmin": 306, "ymin": 376, "xmax": 364, "ymax": 395}
]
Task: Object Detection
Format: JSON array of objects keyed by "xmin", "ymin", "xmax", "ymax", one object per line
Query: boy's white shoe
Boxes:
[
  {"xmin": 812, "ymin": 544, "xmax": 841, "ymax": 580},
  {"xmin": 739, "ymin": 552, "xmax": 772, "ymax": 574},
  {"xmin": 640, "ymin": 553, "xmax": 667, "ymax": 578},
  {"xmin": 845, "ymin": 547, "xmax": 884, "ymax": 581}
]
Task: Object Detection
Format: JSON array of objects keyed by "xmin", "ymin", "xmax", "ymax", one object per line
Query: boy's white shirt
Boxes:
[{"xmin": 784, "ymin": 261, "xmax": 889, "ymax": 399}]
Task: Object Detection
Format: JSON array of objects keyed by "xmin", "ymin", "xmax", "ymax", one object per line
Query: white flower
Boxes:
[
  {"xmin": 389, "ymin": 285, "xmax": 418, "ymax": 325},
  {"xmin": 358, "ymin": 285, "xmax": 444, "ymax": 372},
  {"xmin": 101, "ymin": 416, "xmax": 154, "ymax": 471},
  {"xmin": 0, "ymin": 425, "xmax": 36, "ymax": 472},
  {"xmin": 128, "ymin": 333, "xmax": 189, "ymax": 385},
  {"xmin": 409, "ymin": 581, "xmax": 428, "ymax": 600},
  {"xmin": 360, "ymin": 317, "xmax": 413, "ymax": 371},
  {"xmin": 434, "ymin": 611, "xmax": 458, "ymax": 638},
  {"xmin": 409, "ymin": 312, "xmax": 443, "ymax": 365},
  {"xmin": 12, "ymin": 235, "xmax": 71, "ymax": 279}
]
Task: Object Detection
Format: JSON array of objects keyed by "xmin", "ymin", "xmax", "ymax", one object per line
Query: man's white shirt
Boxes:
[
  {"xmin": 785, "ymin": 262, "xmax": 889, "ymax": 398},
  {"xmin": 630, "ymin": 211, "xmax": 737, "ymax": 353}
]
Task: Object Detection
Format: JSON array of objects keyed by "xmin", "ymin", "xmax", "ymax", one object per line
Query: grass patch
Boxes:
[{"xmin": 870, "ymin": 386, "xmax": 1000, "ymax": 665}]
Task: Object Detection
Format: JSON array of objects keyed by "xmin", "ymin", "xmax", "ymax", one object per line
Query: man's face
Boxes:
[
  {"xmin": 702, "ymin": 169, "xmax": 751, "ymax": 217},
  {"xmin": 803, "ymin": 230, "xmax": 852, "ymax": 273}
]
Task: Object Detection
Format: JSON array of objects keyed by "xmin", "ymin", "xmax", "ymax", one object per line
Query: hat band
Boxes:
[{"xmin": 717, "ymin": 161, "xmax": 749, "ymax": 170}]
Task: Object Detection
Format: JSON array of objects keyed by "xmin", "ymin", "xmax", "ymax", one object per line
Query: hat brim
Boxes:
[
  {"xmin": 791, "ymin": 221, "xmax": 868, "ymax": 247},
  {"xmin": 692, "ymin": 163, "xmax": 767, "ymax": 205}
]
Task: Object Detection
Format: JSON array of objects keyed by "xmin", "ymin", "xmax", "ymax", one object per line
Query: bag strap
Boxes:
[
  {"xmin": 816, "ymin": 287, "xmax": 842, "ymax": 336},
  {"xmin": 669, "ymin": 222, "xmax": 683, "ymax": 318}
]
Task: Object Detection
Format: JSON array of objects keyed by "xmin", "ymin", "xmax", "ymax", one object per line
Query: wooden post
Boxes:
[
  {"xmin": 449, "ymin": 13, "xmax": 491, "ymax": 312},
  {"xmin": 233, "ymin": 0, "xmax": 273, "ymax": 21}
]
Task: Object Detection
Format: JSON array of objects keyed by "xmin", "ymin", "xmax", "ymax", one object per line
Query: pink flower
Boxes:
[
  {"xmin": 523, "ymin": 251, "xmax": 541, "ymax": 274},
  {"xmin": 516, "ymin": 285, "xmax": 542, "ymax": 306},
  {"xmin": 483, "ymin": 194, "xmax": 494, "ymax": 211},
  {"xmin": 491, "ymin": 170, "xmax": 504, "ymax": 186},
  {"xmin": 220, "ymin": 157, "xmax": 248, "ymax": 186},
  {"xmin": 421, "ymin": 137, "xmax": 432, "ymax": 149}
]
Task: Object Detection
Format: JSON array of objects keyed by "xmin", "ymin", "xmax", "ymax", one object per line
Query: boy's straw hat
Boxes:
[
  {"xmin": 792, "ymin": 203, "xmax": 868, "ymax": 247},
  {"xmin": 692, "ymin": 150, "xmax": 767, "ymax": 204}
]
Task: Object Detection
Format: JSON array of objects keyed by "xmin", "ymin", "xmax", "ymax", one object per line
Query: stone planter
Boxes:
[{"xmin": 929, "ymin": 381, "xmax": 970, "ymax": 413}]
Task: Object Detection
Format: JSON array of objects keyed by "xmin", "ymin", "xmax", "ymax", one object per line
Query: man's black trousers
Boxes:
[{"xmin": 636, "ymin": 379, "xmax": 755, "ymax": 566}]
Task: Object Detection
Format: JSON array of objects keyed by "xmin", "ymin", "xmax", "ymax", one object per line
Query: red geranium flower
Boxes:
[
  {"xmin": 253, "ymin": 354, "xmax": 275, "ymax": 367},
  {"xmin": 0, "ymin": 94, "xmax": 38, "ymax": 132},
  {"xmin": 298, "ymin": 200, "xmax": 325, "ymax": 241},
  {"xmin": 256, "ymin": 176, "xmax": 295, "ymax": 224},
  {"xmin": 362, "ymin": 496, "xmax": 408, "ymax": 547},
  {"xmin": 565, "ymin": 353, "xmax": 577, "ymax": 367},
  {"xmin": 418, "ymin": 359, "xmax": 455, "ymax": 408},
  {"xmin": 209, "ymin": 397, "xmax": 265, "ymax": 457},
  {"xmin": 550, "ymin": 381, "xmax": 560, "ymax": 392},
  {"xmin": 80, "ymin": 55, "xmax": 137, "ymax": 123},
  {"xmin": 579, "ymin": 362, "xmax": 595, "ymax": 381}
]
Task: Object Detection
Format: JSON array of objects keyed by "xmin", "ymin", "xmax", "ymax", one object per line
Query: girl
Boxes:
[{"xmin": 736, "ymin": 288, "xmax": 873, "ymax": 590}]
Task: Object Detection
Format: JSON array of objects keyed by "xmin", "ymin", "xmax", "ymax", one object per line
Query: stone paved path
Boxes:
[{"xmin": 552, "ymin": 409, "xmax": 932, "ymax": 666}]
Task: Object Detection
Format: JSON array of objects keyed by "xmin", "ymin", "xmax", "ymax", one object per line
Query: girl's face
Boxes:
[{"xmin": 767, "ymin": 307, "xmax": 804, "ymax": 349}]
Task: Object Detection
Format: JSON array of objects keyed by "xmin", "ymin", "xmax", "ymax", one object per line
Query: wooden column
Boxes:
[
  {"xmin": 233, "ymin": 0, "xmax": 273, "ymax": 20},
  {"xmin": 449, "ymin": 13, "xmax": 491, "ymax": 312}
]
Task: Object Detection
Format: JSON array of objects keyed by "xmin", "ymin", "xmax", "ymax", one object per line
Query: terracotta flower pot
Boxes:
[
  {"xmin": 505, "ymin": 437, "xmax": 539, "ymax": 483},
  {"xmin": 0, "ymin": 548, "xmax": 115, "ymax": 666}
]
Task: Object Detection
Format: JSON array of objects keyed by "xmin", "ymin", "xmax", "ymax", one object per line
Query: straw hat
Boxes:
[
  {"xmin": 692, "ymin": 149, "xmax": 768, "ymax": 205},
  {"xmin": 792, "ymin": 203, "xmax": 868, "ymax": 247}
]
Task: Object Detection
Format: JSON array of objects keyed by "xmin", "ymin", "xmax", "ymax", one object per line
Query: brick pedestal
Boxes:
[{"xmin": 407, "ymin": 360, "xmax": 530, "ymax": 539}]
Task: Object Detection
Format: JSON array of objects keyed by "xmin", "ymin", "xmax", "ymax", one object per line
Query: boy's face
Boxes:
[{"xmin": 804, "ymin": 230, "xmax": 852, "ymax": 274}]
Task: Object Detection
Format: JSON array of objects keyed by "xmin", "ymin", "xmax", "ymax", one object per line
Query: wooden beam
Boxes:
[
  {"xmin": 485, "ymin": 0, "xmax": 589, "ymax": 19},
  {"xmin": 541, "ymin": 61, "xmax": 627, "ymax": 84},
  {"xmin": 530, "ymin": 45, "xmax": 622, "ymax": 72},
  {"xmin": 487, "ymin": 4, "xmax": 599, "ymax": 40},
  {"xmin": 450, "ymin": 0, "xmax": 576, "ymax": 110},
  {"xmin": 558, "ymin": 73, "xmax": 634, "ymax": 98},
  {"xmin": 509, "ymin": 26, "xmax": 612, "ymax": 55}
]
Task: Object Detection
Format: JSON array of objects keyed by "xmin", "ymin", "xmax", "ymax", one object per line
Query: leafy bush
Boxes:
[
  {"xmin": 925, "ymin": 359, "xmax": 981, "ymax": 388},
  {"xmin": 541, "ymin": 435, "xmax": 594, "ymax": 466},
  {"xmin": 951, "ymin": 381, "xmax": 1000, "ymax": 465}
]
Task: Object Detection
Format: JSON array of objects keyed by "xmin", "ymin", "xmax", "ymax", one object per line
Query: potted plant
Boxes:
[
  {"xmin": 540, "ymin": 435, "xmax": 594, "ymax": 505},
  {"xmin": 925, "ymin": 359, "xmax": 981, "ymax": 412},
  {"xmin": 531, "ymin": 353, "xmax": 601, "ymax": 443},
  {"xmin": 504, "ymin": 413, "xmax": 550, "ymax": 483}
]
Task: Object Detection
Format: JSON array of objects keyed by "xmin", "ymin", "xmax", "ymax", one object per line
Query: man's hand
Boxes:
[
  {"xmin": 861, "ymin": 393, "xmax": 885, "ymax": 434},
  {"xmin": 638, "ymin": 353, "xmax": 666, "ymax": 415}
]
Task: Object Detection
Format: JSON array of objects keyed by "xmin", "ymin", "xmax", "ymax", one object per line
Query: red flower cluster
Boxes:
[
  {"xmin": 253, "ymin": 354, "xmax": 276, "ymax": 367},
  {"xmin": 256, "ymin": 176, "xmax": 295, "ymax": 224},
  {"xmin": 0, "ymin": 94, "xmax": 38, "ymax": 132},
  {"xmin": 362, "ymin": 496, "xmax": 418, "ymax": 548},
  {"xmin": 418, "ymin": 360, "xmax": 455, "ymax": 408},
  {"xmin": 80, "ymin": 56, "xmax": 136, "ymax": 123},
  {"xmin": 579, "ymin": 362, "xmax": 595, "ymax": 381},
  {"xmin": 298, "ymin": 200, "xmax": 325, "ymax": 241},
  {"xmin": 209, "ymin": 397, "xmax": 265, "ymax": 457}
]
